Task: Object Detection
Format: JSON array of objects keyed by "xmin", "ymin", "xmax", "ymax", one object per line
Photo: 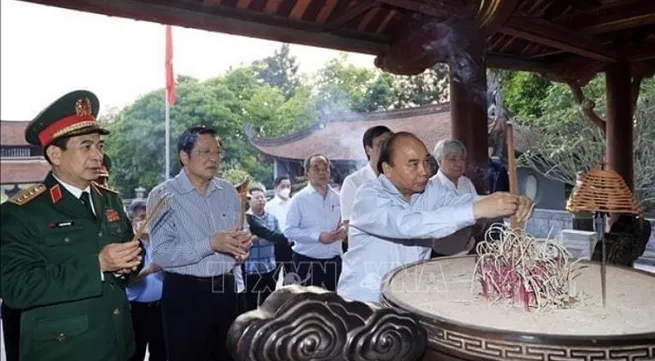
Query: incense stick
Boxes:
[
  {"xmin": 131, "ymin": 193, "xmax": 171, "ymax": 243},
  {"xmin": 504, "ymin": 122, "xmax": 520, "ymax": 229}
]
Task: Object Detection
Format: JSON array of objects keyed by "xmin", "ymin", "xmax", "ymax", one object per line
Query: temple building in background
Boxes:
[
  {"xmin": 249, "ymin": 104, "xmax": 566, "ymax": 209},
  {"xmin": 0, "ymin": 121, "xmax": 51, "ymax": 203}
]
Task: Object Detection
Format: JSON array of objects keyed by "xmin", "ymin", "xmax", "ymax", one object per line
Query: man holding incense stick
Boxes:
[
  {"xmin": 338, "ymin": 132, "xmax": 534, "ymax": 303},
  {"xmin": 147, "ymin": 125, "xmax": 253, "ymax": 361},
  {"xmin": 0, "ymin": 90, "xmax": 142, "ymax": 361}
]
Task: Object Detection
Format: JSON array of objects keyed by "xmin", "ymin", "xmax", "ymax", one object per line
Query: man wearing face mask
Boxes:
[{"xmin": 265, "ymin": 176, "xmax": 294, "ymax": 282}]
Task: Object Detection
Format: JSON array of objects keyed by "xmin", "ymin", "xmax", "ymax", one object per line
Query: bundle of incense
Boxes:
[{"xmin": 130, "ymin": 192, "xmax": 172, "ymax": 243}]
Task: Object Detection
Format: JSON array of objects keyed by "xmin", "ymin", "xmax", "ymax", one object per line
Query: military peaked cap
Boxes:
[{"xmin": 25, "ymin": 90, "xmax": 109, "ymax": 148}]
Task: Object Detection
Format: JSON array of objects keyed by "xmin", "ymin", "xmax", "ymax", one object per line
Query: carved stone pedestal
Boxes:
[{"xmin": 227, "ymin": 285, "xmax": 427, "ymax": 361}]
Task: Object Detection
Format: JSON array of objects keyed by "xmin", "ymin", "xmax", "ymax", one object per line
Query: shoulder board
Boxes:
[
  {"xmin": 8, "ymin": 184, "xmax": 47, "ymax": 205},
  {"xmin": 92, "ymin": 182, "xmax": 120, "ymax": 195}
]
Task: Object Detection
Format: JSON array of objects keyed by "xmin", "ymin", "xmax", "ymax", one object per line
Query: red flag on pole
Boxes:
[{"xmin": 165, "ymin": 25, "xmax": 176, "ymax": 105}]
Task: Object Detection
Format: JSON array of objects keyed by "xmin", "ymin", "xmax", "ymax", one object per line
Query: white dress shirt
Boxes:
[
  {"xmin": 337, "ymin": 175, "xmax": 480, "ymax": 303},
  {"xmin": 52, "ymin": 174, "xmax": 96, "ymax": 215},
  {"xmin": 283, "ymin": 184, "xmax": 342, "ymax": 259},
  {"xmin": 429, "ymin": 169, "xmax": 478, "ymax": 195},
  {"xmin": 265, "ymin": 196, "xmax": 290, "ymax": 232},
  {"xmin": 340, "ymin": 164, "xmax": 377, "ymax": 221}
]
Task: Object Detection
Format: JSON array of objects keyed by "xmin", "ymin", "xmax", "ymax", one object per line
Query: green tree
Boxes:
[
  {"xmin": 500, "ymin": 71, "xmax": 552, "ymax": 118},
  {"xmin": 392, "ymin": 64, "xmax": 450, "ymax": 108},
  {"xmin": 104, "ymin": 72, "xmax": 274, "ymax": 196},
  {"xmin": 252, "ymin": 44, "xmax": 301, "ymax": 99},
  {"xmin": 516, "ymin": 76, "xmax": 655, "ymax": 214},
  {"xmin": 315, "ymin": 53, "xmax": 388, "ymax": 114}
]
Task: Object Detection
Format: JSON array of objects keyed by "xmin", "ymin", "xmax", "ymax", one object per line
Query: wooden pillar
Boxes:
[
  {"xmin": 605, "ymin": 61, "xmax": 633, "ymax": 190},
  {"xmin": 449, "ymin": 48, "xmax": 488, "ymax": 194}
]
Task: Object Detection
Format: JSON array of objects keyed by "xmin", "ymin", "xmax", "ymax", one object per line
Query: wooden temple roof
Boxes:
[
  {"xmin": 0, "ymin": 121, "xmax": 50, "ymax": 185},
  {"xmin": 249, "ymin": 104, "xmax": 534, "ymax": 161},
  {"xmin": 19, "ymin": 0, "xmax": 655, "ymax": 84},
  {"xmin": 0, "ymin": 121, "xmax": 31, "ymax": 146}
]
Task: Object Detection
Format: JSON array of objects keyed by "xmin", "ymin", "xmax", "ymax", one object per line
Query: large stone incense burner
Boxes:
[{"xmin": 381, "ymin": 256, "xmax": 655, "ymax": 361}]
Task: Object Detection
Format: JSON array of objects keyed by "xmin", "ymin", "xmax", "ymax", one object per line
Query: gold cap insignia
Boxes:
[{"xmin": 75, "ymin": 97, "xmax": 93, "ymax": 116}]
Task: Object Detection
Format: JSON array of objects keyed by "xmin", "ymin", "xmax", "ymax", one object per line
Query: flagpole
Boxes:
[{"xmin": 165, "ymin": 91, "xmax": 171, "ymax": 180}]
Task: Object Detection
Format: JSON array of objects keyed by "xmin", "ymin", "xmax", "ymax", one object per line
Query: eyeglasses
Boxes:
[
  {"xmin": 195, "ymin": 149, "xmax": 224, "ymax": 159},
  {"xmin": 310, "ymin": 166, "xmax": 330, "ymax": 173}
]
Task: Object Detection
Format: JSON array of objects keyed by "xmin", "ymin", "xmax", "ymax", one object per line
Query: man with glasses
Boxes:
[
  {"xmin": 147, "ymin": 125, "xmax": 253, "ymax": 361},
  {"xmin": 284, "ymin": 154, "xmax": 345, "ymax": 291}
]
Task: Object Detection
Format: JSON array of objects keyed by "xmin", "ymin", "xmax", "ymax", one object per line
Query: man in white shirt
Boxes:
[
  {"xmin": 429, "ymin": 139, "xmax": 479, "ymax": 256},
  {"xmin": 340, "ymin": 126, "xmax": 393, "ymax": 245},
  {"xmin": 284, "ymin": 154, "xmax": 346, "ymax": 291},
  {"xmin": 337, "ymin": 132, "xmax": 534, "ymax": 303},
  {"xmin": 430, "ymin": 139, "xmax": 478, "ymax": 195},
  {"xmin": 265, "ymin": 176, "xmax": 294, "ymax": 281}
]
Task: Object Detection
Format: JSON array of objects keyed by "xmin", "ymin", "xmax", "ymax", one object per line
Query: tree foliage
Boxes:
[
  {"xmin": 104, "ymin": 47, "xmax": 450, "ymax": 197},
  {"xmin": 511, "ymin": 75, "xmax": 655, "ymax": 214},
  {"xmin": 252, "ymin": 44, "xmax": 301, "ymax": 99}
]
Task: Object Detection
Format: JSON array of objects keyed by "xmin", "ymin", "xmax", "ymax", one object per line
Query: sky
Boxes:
[{"xmin": 0, "ymin": 0, "xmax": 376, "ymax": 120}]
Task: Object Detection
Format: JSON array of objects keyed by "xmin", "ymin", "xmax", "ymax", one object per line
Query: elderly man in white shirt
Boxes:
[
  {"xmin": 430, "ymin": 139, "xmax": 478, "ymax": 194},
  {"xmin": 284, "ymin": 154, "xmax": 346, "ymax": 291},
  {"xmin": 337, "ymin": 132, "xmax": 534, "ymax": 303},
  {"xmin": 429, "ymin": 139, "xmax": 480, "ymax": 256},
  {"xmin": 340, "ymin": 126, "xmax": 393, "ymax": 245}
]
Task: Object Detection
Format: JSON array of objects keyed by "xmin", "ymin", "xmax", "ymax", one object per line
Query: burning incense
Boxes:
[{"xmin": 471, "ymin": 224, "xmax": 585, "ymax": 311}]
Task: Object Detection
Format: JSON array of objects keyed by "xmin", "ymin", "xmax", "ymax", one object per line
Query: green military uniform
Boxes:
[{"xmin": 0, "ymin": 90, "xmax": 138, "ymax": 361}]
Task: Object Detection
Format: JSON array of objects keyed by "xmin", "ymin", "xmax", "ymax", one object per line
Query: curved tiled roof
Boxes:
[
  {"xmin": 1, "ymin": 121, "xmax": 30, "ymax": 146},
  {"xmin": 250, "ymin": 104, "xmax": 532, "ymax": 161},
  {"xmin": 0, "ymin": 158, "xmax": 51, "ymax": 184}
]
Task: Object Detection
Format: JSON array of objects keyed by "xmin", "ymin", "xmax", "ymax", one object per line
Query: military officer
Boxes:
[{"xmin": 0, "ymin": 90, "xmax": 143, "ymax": 361}]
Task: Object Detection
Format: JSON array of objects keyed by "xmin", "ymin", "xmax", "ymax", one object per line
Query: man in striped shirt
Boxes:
[{"xmin": 147, "ymin": 126, "xmax": 253, "ymax": 361}]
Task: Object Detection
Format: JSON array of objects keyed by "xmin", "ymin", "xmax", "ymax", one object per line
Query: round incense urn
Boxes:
[{"xmin": 381, "ymin": 256, "xmax": 655, "ymax": 361}]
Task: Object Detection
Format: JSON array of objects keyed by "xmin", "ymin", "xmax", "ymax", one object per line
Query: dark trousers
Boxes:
[
  {"xmin": 274, "ymin": 242, "xmax": 294, "ymax": 282},
  {"xmin": 243, "ymin": 270, "xmax": 277, "ymax": 312},
  {"xmin": 129, "ymin": 300, "xmax": 167, "ymax": 361},
  {"xmin": 161, "ymin": 272, "xmax": 238, "ymax": 361},
  {"xmin": 291, "ymin": 252, "xmax": 342, "ymax": 291},
  {"xmin": 1, "ymin": 303, "xmax": 21, "ymax": 361}
]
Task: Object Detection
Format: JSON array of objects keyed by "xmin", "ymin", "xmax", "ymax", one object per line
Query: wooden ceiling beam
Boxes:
[
  {"xmin": 263, "ymin": 0, "xmax": 283, "ymax": 14},
  {"xmin": 20, "ymin": 0, "xmax": 388, "ymax": 55},
  {"xmin": 289, "ymin": 0, "xmax": 311, "ymax": 20},
  {"xmin": 358, "ymin": 6, "xmax": 380, "ymax": 32},
  {"xmin": 375, "ymin": 0, "xmax": 457, "ymax": 19},
  {"xmin": 375, "ymin": 8, "xmax": 396, "ymax": 34},
  {"xmin": 501, "ymin": 15, "xmax": 620, "ymax": 62},
  {"xmin": 627, "ymin": 46, "xmax": 655, "ymax": 62},
  {"xmin": 326, "ymin": 1, "xmax": 375, "ymax": 29},
  {"xmin": 557, "ymin": 0, "xmax": 655, "ymax": 35},
  {"xmin": 486, "ymin": 54, "xmax": 551, "ymax": 74},
  {"xmin": 316, "ymin": 0, "xmax": 339, "ymax": 25},
  {"xmin": 236, "ymin": 0, "xmax": 252, "ymax": 10}
]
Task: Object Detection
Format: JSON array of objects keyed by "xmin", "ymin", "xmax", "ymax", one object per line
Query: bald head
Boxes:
[
  {"xmin": 377, "ymin": 132, "xmax": 425, "ymax": 173},
  {"xmin": 377, "ymin": 132, "xmax": 432, "ymax": 198}
]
